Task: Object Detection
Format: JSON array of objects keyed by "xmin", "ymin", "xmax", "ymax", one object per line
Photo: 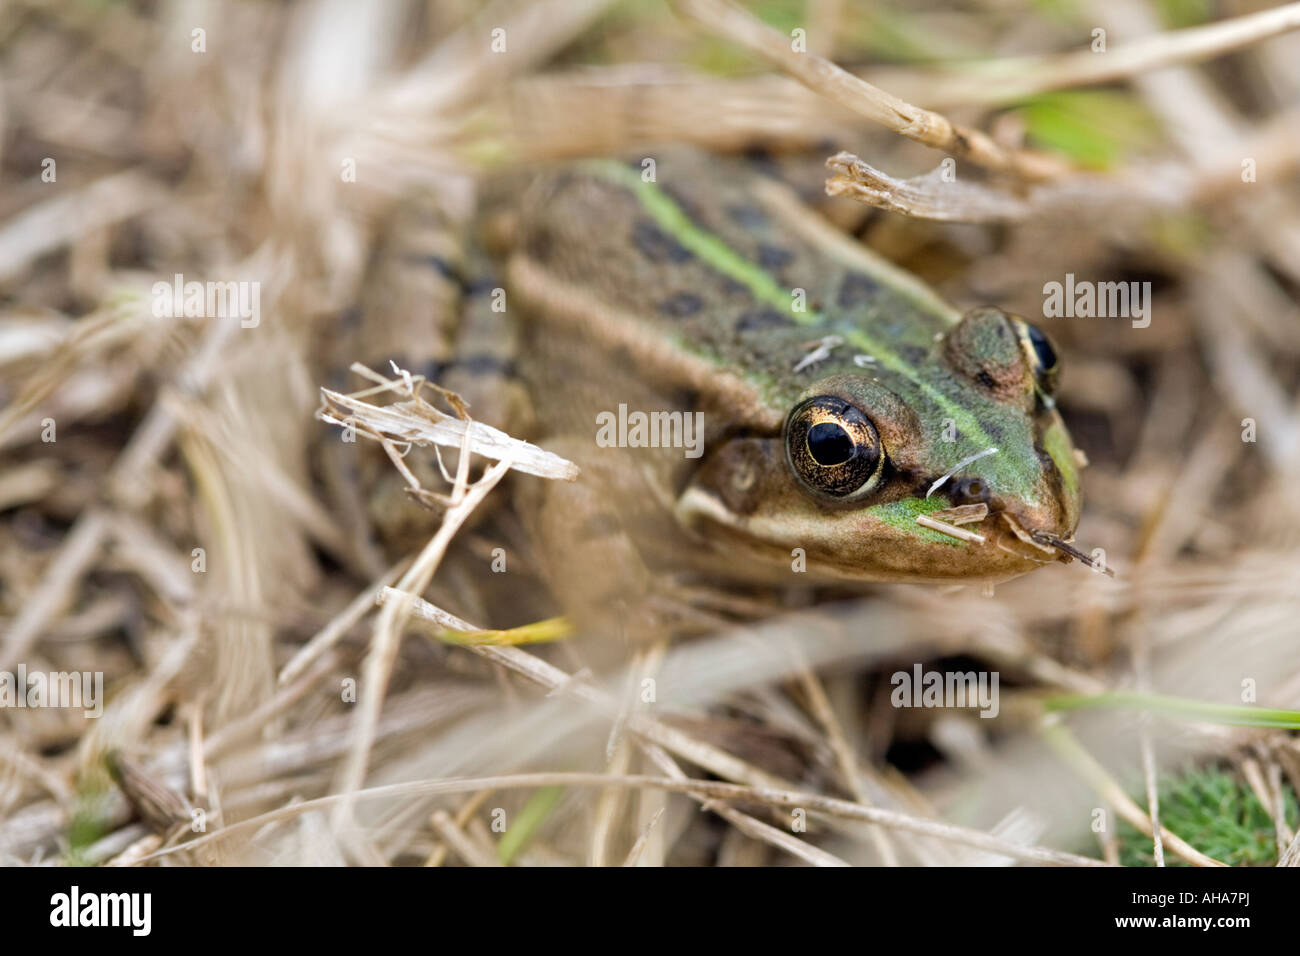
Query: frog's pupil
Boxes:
[
  {"xmin": 1025, "ymin": 324, "xmax": 1057, "ymax": 370},
  {"xmin": 808, "ymin": 422, "xmax": 854, "ymax": 466}
]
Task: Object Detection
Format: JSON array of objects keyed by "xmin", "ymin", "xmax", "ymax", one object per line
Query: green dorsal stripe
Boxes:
[
  {"xmin": 585, "ymin": 160, "xmax": 797, "ymax": 315},
  {"xmin": 585, "ymin": 160, "xmax": 1039, "ymax": 498}
]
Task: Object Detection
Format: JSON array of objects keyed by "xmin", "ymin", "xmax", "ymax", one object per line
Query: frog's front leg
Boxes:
[{"xmin": 513, "ymin": 435, "xmax": 696, "ymax": 644}]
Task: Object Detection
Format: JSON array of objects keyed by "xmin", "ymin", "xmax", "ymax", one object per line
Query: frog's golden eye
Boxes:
[
  {"xmin": 785, "ymin": 396, "xmax": 885, "ymax": 499},
  {"xmin": 1012, "ymin": 319, "xmax": 1060, "ymax": 395}
]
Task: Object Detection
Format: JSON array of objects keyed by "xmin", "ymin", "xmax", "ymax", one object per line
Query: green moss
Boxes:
[{"xmin": 1116, "ymin": 768, "xmax": 1297, "ymax": 867}]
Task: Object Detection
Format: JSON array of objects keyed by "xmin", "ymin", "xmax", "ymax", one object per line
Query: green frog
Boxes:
[{"xmin": 337, "ymin": 148, "xmax": 1092, "ymax": 628}]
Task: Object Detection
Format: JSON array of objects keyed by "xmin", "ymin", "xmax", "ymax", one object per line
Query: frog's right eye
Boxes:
[{"xmin": 785, "ymin": 396, "xmax": 885, "ymax": 500}]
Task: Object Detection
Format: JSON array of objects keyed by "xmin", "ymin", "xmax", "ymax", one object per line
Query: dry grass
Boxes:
[{"xmin": 2, "ymin": 0, "xmax": 1300, "ymax": 867}]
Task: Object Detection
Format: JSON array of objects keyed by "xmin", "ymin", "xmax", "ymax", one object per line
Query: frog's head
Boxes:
[{"xmin": 677, "ymin": 308, "xmax": 1087, "ymax": 583}]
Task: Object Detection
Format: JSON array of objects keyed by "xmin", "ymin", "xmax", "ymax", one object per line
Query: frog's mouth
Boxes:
[{"xmin": 676, "ymin": 483, "xmax": 1074, "ymax": 585}]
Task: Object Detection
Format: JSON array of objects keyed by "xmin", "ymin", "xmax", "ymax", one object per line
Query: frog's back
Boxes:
[{"xmin": 497, "ymin": 149, "xmax": 961, "ymax": 427}]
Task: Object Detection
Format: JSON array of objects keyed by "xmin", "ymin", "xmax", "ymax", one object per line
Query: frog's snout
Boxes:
[
  {"xmin": 941, "ymin": 473, "xmax": 1068, "ymax": 540},
  {"xmin": 984, "ymin": 483, "xmax": 1080, "ymax": 561},
  {"xmin": 1015, "ymin": 477, "xmax": 1076, "ymax": 529}
]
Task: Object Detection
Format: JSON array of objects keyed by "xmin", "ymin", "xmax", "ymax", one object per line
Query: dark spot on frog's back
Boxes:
[
  {"xmin": 756, "ymin": 244, "xmax": 795, "ymax": 270},
  {"xmin": 975, "ymin": 369, "xmax": 998, "ymax": 390},
  {"xmin": 726, "ymin": 204, "xmax": 767, "ymax": 229},
  {"xmin": 837, "ymin": 272, "xmax": 881, "ymax": 309},
  {"xmin": 417, "ymin": 354, "xmax": 516, "ymax": 389},
  {"xmin": 736, "ymin": 308, "xmax": 789, "ymax": 332},
  {"xmin": 462, "ymin": 275, "xmax": 498, "ymax": 297},
  {"xmin": 742, "ymin": 145, "xmax": 781, "ymax": 178},
  {"xmin": 633, "ymin": 220, "xmax": 692, "ymax": 264},
  {"xmin": 456, "ymin": 354, "xmax": 516, "ymax": 377},
  {"xmin": 660, "ymin": 291, "xmax": 704, "ymax": 318},
  {"xmin": 716, "ymin": 274, "xmax": 747, "ymax": 296},
  {"xmin": 897, "ymin": 344, "xmax": 927, "ymax": 365},
  {"xmin": 410, "ymin": 254, "xmax": 460, "ymax": 283}
]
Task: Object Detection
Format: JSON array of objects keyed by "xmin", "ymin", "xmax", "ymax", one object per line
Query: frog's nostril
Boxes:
[{"xmin": 952, "ymin": 477, "xmax": 991, "ymax": 504}]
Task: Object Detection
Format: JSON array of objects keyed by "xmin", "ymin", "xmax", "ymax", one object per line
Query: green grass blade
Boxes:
[
  {"xmin": 497, "ymin": 786, "xmax": 565, "ymax": 864},
  {"xmin": 1044, "ymin": 690, "xmax": 1300, "ymax": 729}
]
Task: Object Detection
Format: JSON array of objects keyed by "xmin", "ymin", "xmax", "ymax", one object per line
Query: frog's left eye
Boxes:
[
  {"xmin": 785, "ymin": 396, "xmax": 885, "ymax": 499},
  {"xmin": 1012, "ymin": 319, "xmax": 1060, "ymax": 395}
]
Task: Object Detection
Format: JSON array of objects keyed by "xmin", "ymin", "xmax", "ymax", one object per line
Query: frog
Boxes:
[{"xmin": 334, "ymin": 147, "xmax": 1092, "ymax": 631}]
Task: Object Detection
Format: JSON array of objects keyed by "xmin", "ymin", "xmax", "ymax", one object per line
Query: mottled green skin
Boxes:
[{"xmin": 503, "ymin": 149, "xmax": 1081, "ymax": 583}]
